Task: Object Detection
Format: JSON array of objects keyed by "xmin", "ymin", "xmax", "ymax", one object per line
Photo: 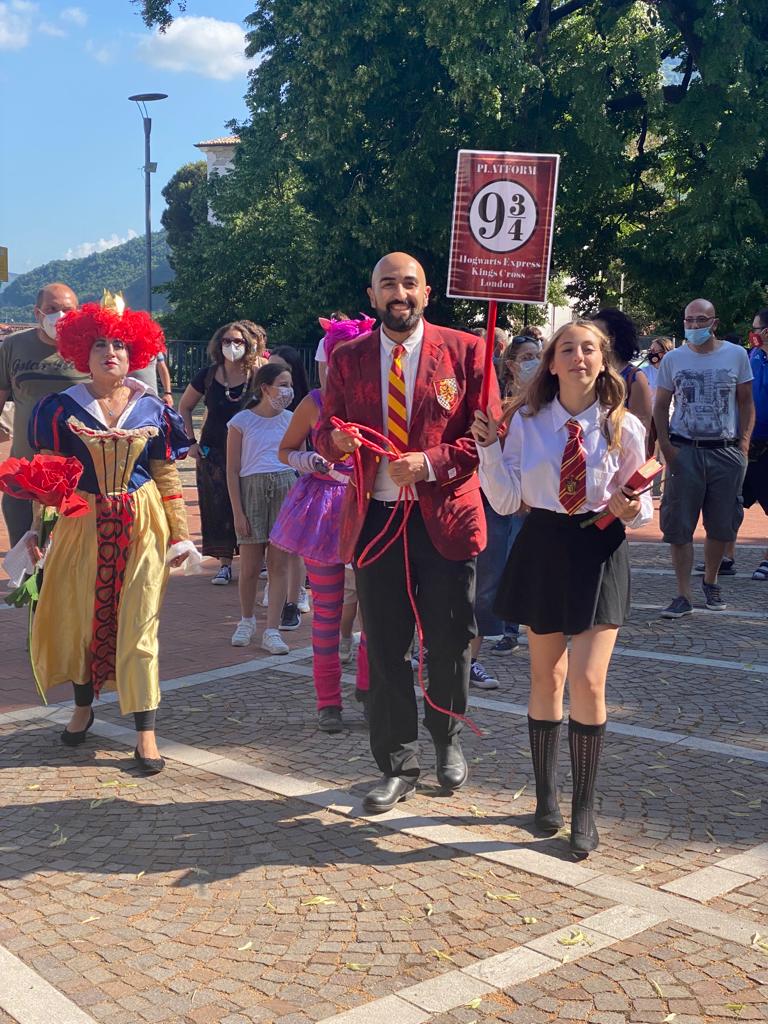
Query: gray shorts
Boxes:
[
  {"xmin": 238, "ymin": 470, "xmax": 296, "ymax": 544},
  {"xmin": 660, "ymin": 443, "xmax": 747, "ymax": 544}
]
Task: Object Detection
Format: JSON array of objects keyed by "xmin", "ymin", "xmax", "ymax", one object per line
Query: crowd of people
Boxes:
[{"xmin": 1, "ymin": 266, "xmax": 765, "ymax": 860}]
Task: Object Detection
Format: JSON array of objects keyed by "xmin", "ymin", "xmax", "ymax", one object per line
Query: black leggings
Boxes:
[{"xmin": 72, "ymin": 683, "xmax": 157, "ymax": 731}]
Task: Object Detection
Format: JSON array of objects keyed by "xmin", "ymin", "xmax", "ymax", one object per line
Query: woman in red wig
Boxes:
[{"xmin": 26, "ymin": 294, "xmax": 196, "ymax": 773}]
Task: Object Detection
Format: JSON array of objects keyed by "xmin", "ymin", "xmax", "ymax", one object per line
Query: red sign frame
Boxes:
[{"xmin": 447, "ymin": 149, "xmax": 560, "ymax": 304}]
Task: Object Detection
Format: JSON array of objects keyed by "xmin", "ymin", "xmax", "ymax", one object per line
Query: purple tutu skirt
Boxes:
[{"xmin": 270, "ymin": 473, "xmax": 346, "ymax": 566}]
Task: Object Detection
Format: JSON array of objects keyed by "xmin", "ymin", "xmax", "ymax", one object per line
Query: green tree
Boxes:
[
  {"xmin": 161, "ymin": 162, "xmax": 209, "ymax": 253},
  {"xmin": 141, "ymin": 1, "xmax": 768, "ymax": 337}
]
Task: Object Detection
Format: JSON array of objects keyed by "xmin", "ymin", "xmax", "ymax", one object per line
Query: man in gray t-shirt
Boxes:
[{"xmin": 654, "ymin": 298, "xmax": 754, "ymax": 618}]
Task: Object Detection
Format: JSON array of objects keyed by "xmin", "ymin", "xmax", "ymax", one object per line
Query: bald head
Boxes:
[
  {"xmin": 683, "ymin": 298, "xmax": 718, "ymax": 347},
  {"xmin": 34, "ymin": 282, "xmax": 78, "ymax": 346},
  {"xmin": 368, "ymin": 252, "xmax": 430, "ymax": 339}
]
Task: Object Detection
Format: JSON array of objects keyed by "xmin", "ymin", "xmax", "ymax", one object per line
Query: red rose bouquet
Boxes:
[{"xmin": 0, "ymin": 453, "xmax": 89, "ymax": 517}]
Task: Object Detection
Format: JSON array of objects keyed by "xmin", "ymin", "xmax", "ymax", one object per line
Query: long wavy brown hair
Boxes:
[
  {"xmin": 504, "ymin": 320, "xmax": 627, "ymax": 449},
  {"xmin": 207, "ymin": 321, "xmax": 264, "ymax": 374}
]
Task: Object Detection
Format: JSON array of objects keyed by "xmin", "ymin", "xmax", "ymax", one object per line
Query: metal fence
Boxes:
[{"xmin": 166, "ymin": 340, "xmax": 317, "ymax": 390}]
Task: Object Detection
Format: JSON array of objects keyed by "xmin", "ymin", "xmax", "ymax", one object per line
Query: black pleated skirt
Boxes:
[{"xmin": 494, "ymin": 508, "xmax": 630, "ymax": 636}]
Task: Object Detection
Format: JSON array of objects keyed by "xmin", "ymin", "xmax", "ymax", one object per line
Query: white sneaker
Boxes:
[
  {"xmin": 261, "ymin": 581, "xmax": 269, "ymax": 607},
  {"xmin": 231, "ymin": 619, "xmax": 255, "ymax": 647},
  {"xmin": 297, "ymin": 586, "xmax": 311, "ymax": 614},
  {"xmin": 339, "ymin": 636, "xmax": 353, "ymax": 664},
  {"xmin": 261, "ymin": 628, "xmax": 289, "ymax": 655}
]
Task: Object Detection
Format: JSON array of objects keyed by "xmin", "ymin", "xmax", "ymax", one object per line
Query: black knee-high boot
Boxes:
[
  {"xmin": 527, "ymin": 716, "xmax": 564, "ymax": 833},
  {"xmin": 568, "ymin": 718, "xmax": 606, "ymax": 858}
]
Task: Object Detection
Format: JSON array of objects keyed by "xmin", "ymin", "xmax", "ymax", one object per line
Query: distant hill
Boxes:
[
  {"xmin": 0, "ymin": 233, "xmax": 173, "ymax": 321},
  {"xmin": 0, "ymin": 272, "xmax": 19, "ymax": 294}
]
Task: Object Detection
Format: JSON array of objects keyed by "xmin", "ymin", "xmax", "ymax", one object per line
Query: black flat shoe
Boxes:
[
  {"xmin": 362, "ymin": 776, "xmax": 416, "ymax": 813},
  {"xmin": 434, "ymin": 741, "xmax": 468, "ymax": 791},
  {"xmin": 60, "ymin": 709, "xmax": 94, "ymax": 747},
  {"xmin": 133, "ymin": 747, "xmax": 165, "ymax": 775}
]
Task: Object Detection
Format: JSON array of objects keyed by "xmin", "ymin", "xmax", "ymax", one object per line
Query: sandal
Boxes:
[{"xmin": 751, "ymin": 560, "xmax": 768, "ymax": 581}]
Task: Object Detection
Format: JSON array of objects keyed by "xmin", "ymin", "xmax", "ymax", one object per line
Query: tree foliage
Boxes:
[
  {"xmin": 161, "ymin": 162, "xmax": 209, "ymax": 253},
  {"xmin": 147, "ymin": 1, "xmax": 768, "ymax": 341}
]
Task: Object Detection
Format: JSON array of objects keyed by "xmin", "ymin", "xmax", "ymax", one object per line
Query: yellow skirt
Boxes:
[{"xmin": 31, "ymin": 482, "xmax": 170, "ymax": 714}]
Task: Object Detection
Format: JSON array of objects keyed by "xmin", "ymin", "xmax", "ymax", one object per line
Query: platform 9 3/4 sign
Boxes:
[{"xmin": 447, "ymin": 150, "xmax": 560, "ymax": 304}]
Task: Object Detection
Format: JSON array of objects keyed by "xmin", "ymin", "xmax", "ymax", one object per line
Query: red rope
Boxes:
[{"xmin": 330, "ymin": 416, "xmax": 482, "ymax": 737}]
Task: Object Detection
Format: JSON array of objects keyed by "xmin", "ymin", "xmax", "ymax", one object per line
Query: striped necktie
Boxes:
[
  {"xmin": 387, "ymin": 343, "xmax": 409, "ymax": 449},
  {"xmin": 559, "ymin": 418, "xmax": 587, "ymax": 514}
]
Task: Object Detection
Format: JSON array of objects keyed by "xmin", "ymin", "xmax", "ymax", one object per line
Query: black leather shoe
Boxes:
[
  {"xmin": 133, "ymin": 747, "xmax": 165, "ymax": 775},
  {"xmin": 570, "ymin": 808, "xmax": 599, "ymax": 859},
  {"xmin": 435, "ymin": 741, "xmax": 468, "ymax": 791},
  {"xmin": 61, "ymin": 709, "xmax": 94, "ymax": 747},
  {"xmin": 362, "ymin": 776, "xmax": 416, "ymax": 813}
]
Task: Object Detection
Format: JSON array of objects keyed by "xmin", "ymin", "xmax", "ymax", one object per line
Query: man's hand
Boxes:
[
  {"xmin": 188, "ymin": 442, "xmax": 203, "ymax": 464},
  {"xmin": 25, "ymin": 532, "xmax": 43, "ymax": 564},
  {"xmin": 0, "ymin": 424, "xmax": 11, "ymax": 444},
  {"xmin": 388, "ymin": 452, "xmax": 429, "ymax": 487},
  {"xmin": 660, "ymin": 444, "xmax": 678, "ymax": 466},
  {"xmin": 740, "ymin": 441, "xmax": 750, "ymax": 458},
  {"xmin": 331, "ymin": 426, "xmax": 361, "ymax": 455}
]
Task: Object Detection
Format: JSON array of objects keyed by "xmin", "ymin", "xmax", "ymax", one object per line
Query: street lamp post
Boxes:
[{"xmin": 128, "ymin": 93, "xmax": 167, "ymax": 315}]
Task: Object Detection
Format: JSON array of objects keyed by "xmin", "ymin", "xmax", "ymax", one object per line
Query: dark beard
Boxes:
[{"xmin": 377, "ymin": 302, "xmax": 422, "ymax": 334}]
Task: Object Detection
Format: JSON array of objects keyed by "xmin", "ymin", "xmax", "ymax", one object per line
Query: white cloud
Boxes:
[
  {"xmin": 85, "ymin": 37, "xmax": 112, "ymax": 63},
  {"xmin": 0, "ymin": 0, "xmax": 37, "ymax": 50},
  {"xmin": 138, "ymin": 15, "xmax": 254, "ymax": 81},
  {"xmin": 39, "ymin": 20, "xmax": 65, "ymax": 36},
  {"xmin": 64, "ymin": 229, "xmax": 139, "ymax": 261},
  {"xmin": 60, "ymin": 6, "xmax": 86, "ymax": 26}
]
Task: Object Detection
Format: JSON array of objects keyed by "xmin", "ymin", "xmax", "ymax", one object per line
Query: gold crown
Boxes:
[{"xmin": 100, "ymin": 289, "xmax": 126, "ymax": 316}]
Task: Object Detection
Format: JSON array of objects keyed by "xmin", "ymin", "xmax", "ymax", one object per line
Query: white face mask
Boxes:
[
  {"xmin": 267, "ymin": 385, "xmax": 294, "ymax": 411},
  {"xmin": 517, "ymin": 359, "xmax": 540, "ymax": 382},
  {"xmin": 40, "ymin": 310, "xmax": 66, "ymax": 341},
  {"xmin": 222, "ymin": 342, "xmax": 246, "ymax": 362}
]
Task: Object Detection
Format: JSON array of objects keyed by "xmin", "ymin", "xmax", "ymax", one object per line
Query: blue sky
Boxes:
[{"xmin": 0, "ymin": 0, "xmax": 255, "ymax": 273}]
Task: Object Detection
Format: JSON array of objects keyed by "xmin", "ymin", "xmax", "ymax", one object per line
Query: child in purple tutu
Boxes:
[{"xmin": 272, "ymin": 316, "xmax": 373, "ymax": 733}]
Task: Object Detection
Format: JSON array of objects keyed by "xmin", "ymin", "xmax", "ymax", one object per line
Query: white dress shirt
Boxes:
[
  {"xmin": 373, "ymin": 320, "xmax": 435, "ymax": 501},
  {"xmin": 477, "ymin": 398, "xmax": 652, "ymax": 528}
]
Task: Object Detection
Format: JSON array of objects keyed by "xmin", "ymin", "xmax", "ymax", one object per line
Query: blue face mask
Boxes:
[{"xmin": 685, "ymin": 327, "xmax": 712, "ymax": 346}]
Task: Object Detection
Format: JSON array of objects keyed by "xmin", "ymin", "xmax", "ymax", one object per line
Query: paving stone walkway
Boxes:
[{"xmin": 1, "ymin": 442, "xmax": 766, "ymax": 1024}]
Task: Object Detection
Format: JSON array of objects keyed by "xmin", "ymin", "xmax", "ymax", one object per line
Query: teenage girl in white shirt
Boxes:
[{"xmin": 472, "ymin": 320, "xmax": 652, "ymax": 858}]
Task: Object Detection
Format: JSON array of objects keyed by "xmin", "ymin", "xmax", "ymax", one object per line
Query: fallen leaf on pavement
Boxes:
[
  {"xmin": 345, "ymin": 962, "xmax": 369, "ymax": 971},
  {"xmin": 301, "ymin": 895, "xmax": 336, "ymax": 906},
  {"xmin": 650, "ymin": 979, "xmax": 664, "ymax": 997},
  {"xmin": 522, "ymin": 916, "xmax": 538, "ymax": 925},
  {"xmin": 237, "ymin": 940, "xmax": 253, "ymax": 951},
  {"xmin": 466, "ymin": 997, "xmax": 482, "ymax": 1009},
  {"xmin": 557, "ymin": 929, "xmax": 590, "ymax": 947},
  {"xmin": 485, "ymin": 891, "xmax": 521, "ymax": 903},
  {"xmin": 430, "ymin": 948, "xmax": 456, "ymax": 963}
]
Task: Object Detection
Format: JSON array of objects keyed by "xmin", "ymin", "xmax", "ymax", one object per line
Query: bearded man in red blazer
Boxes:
[{"xmin": 315, "ymin": 252, "xmax": 501, "ymax": 813}]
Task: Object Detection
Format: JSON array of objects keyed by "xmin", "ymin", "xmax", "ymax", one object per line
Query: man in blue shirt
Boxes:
[{"xmin": 745, "ymin": 307, "xmax": 768, "ymax": 580}]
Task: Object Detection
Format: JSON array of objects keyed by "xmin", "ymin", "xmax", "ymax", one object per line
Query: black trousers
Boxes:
[
  {"xmin": 354, "ymin": 502, "xmax": 476, "ymax": 779},
  {"xmin": 2, "ymin": 493, "xmax": 33, "ymax": 548}
]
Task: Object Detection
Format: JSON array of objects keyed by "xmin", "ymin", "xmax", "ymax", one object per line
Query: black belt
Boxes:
[
  {"xmin": 370, "ymin": 498, "xmax": 412, "ymax": 510},
  {"xmin": 670, "ymin": 434, "xmax": 739, "ymax": 449}
]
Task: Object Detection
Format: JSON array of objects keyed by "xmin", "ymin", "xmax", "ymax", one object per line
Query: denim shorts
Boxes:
[{"xmin": 660, "ymin": 443, "xmax": 746, "ymax": 544}]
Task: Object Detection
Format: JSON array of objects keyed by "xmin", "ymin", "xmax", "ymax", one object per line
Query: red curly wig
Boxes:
[{"xmin": 56, "ymin": 303, "xmax": 166, "ymax": 373}]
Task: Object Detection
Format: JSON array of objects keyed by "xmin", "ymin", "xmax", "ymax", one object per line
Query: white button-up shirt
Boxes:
[
  {"xmin": 373, "ymin": 321, "xmax": 435, "ymax": 501},
  {"xmin": 477, "ymin": 398, "xmax": 652, "ymax": 528}
]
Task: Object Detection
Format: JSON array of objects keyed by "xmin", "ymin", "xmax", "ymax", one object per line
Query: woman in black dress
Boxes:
[{"xmin": 178, "ymin": 322, "xmax": 266, "ymax": 584}]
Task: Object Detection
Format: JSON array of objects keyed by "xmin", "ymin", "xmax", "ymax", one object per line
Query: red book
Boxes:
[{"xmin": 593, "ymin": 457, "xmax": 663, "ymax": 530}]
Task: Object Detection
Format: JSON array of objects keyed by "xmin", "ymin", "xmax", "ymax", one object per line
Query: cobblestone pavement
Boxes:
[{"xmin": 1, "ymin": 487, "xmax": 767, "ymax": 1023}]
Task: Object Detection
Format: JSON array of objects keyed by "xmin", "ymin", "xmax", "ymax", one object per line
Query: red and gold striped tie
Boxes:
[
  {"xmin": 387, "ymin": 343, "xmax": 409, "ymax": 449},
  {"xmin": 559, "ymin": 419, "xmax": 587, "ymax": 514}
]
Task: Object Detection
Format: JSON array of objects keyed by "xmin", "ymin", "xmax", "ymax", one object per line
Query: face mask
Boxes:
[
  {"xmin": 267, "ymin": 385, "xmax": 293, "ymax": 411},
  {"xmin": 40, "ymin": 310, "xmax": 65, "ymax": 341},
  {"xmin": 517, "ymin": 359, "xmax": 540, "ymax": 382},
  {"xmin": 222, "ymin": 342, "xmax": 246, "ymax": 362},
  {"xmin": 684, "ymin": 327, "xmax": 712, "ymax": 346}
]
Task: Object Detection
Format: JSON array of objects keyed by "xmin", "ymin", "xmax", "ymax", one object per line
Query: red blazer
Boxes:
[{"xmin": 315, "ymin": 320, "xmax": 502, "ymax": 563}]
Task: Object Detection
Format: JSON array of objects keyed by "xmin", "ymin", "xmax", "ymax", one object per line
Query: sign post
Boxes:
[
  {"xmin": 0, "ymin": 247, "xmax": 8, "ymax": 284},
  {"xmin": 447, "ymin": 150, "xmax": 560, "ymax": 408}
]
